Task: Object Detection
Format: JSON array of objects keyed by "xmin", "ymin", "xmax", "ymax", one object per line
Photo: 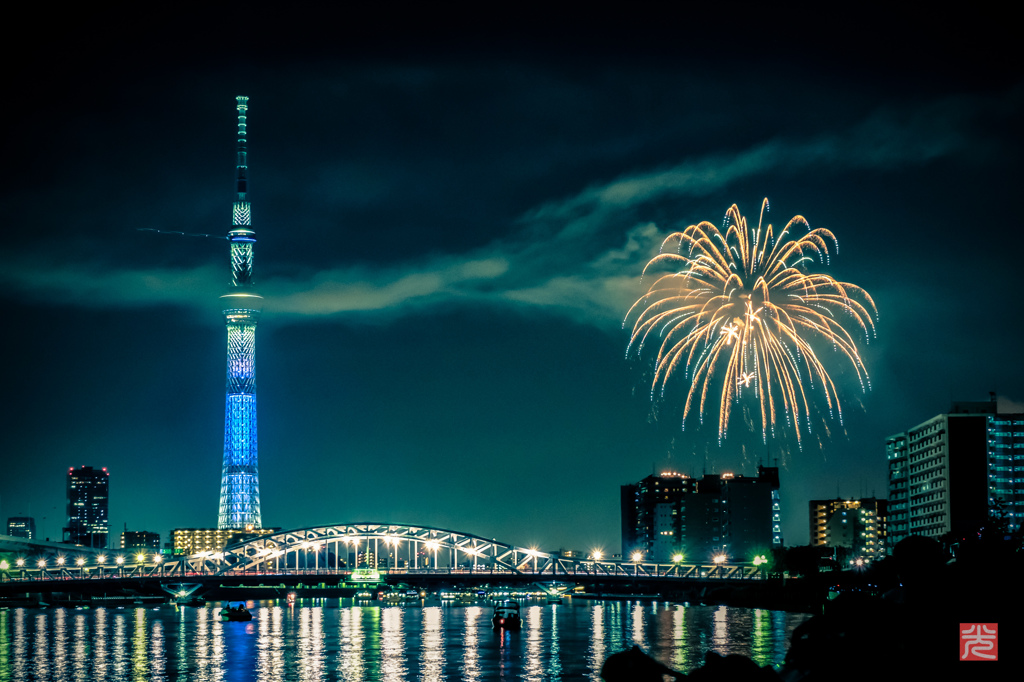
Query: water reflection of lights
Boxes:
[
  {"xmin": 524, "ymin": 605, "xmax": 544, "ymax": 680},
  {"xmin": 588, "ymin": 603, "xmax": 606, "ymax": 675},
  {"xmin": 461, "ymin": 606, "xmax": 482, "ymax": 681},
  {"xmin": 671, "ymin": 604, "xmax": 688, "ymax": 672},
  {"xmin": 381, "ymin": 606, "xmax": 406, "ymax": 680},
  {"xmin": 421, "ymin": 607, "xmax": 445, "ymax": 681},
  {"xmin": 132, "ymin": 608, "xmax": 147, "ymax": 679},
  {"xmin": 713, "ymin": 604, "xmax": 729, "ymax": 649},
  {"xmin": 631, "ymin": 602, "xmax": 648, "ymax": 648}
]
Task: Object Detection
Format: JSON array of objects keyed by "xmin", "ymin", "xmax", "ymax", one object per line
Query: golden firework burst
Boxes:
[{"xmin": 625, "ymin": 199, "xmax": 876, "ymax": 445}]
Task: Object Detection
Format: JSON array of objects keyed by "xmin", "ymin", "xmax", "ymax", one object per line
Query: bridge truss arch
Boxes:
[{"xmin": 195, "ymin": 522, "xmax": 561, "ymax": 576}]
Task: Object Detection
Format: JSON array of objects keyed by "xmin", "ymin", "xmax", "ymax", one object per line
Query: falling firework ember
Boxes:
[{"xmin": 625, "ymin": 199, "xmax": 876, "ymax": 446}]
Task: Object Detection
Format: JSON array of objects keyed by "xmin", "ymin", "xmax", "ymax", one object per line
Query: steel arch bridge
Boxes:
[{"xmin": 1, "ymin": 522, "xmax": 765, "ymax": 585}]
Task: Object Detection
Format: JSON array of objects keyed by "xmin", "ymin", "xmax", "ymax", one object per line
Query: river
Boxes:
[{"xmin": 0, "ymin": 599, "xmax": 811, "ymax": 681}]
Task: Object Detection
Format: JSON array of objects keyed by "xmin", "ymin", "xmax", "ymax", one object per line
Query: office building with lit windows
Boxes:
[
  {"xmin": 64, "ymin": 466, "xmax": 109, "ymax": 549},
  {"xmin": 171, "ymin": 527, "xmax": 277, "ymax": 556},
  {"xmin": 6, "ymin": 517, "xmax": 36, "ymax": 539},
  {"xmin": 621, "ymin": 466, "xmax": 781, "ymax": 562},
  {"xmin": 886, "ymin": 398, "xmax": 1023, "ymax": 549},
  {"xmin": 120, "ymin": 530, "xmax": 161, "ymax": 552},
  {"xmin": 809, "ymin": 498, "xmax": 887, "ymax": 560}
]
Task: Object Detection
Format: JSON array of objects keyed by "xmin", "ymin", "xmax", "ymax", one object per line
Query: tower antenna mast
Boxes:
[{"xmin": 218, "ymin": 96, "xmax": 263, "ymax": 529}]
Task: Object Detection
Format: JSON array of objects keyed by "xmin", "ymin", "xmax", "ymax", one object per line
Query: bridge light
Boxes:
[
  {"xmin": 56, "ymin": 556, "xmax": 66, "ymax": 566},
  {"xmin": 0, "ymin": 560, "xmax": 8, "ymax": 570},
  {"xmin": 153, "ymin": 554, "xmax": 163, "ymax": 564},
  {"xmin": 136, "ymin": 553, "xmax": 146, "ymax": 563},
  {"xmin": 631, "ymin": 552, "xmax": 643, "ymax": 562},
  {"xmin": 96, "ymin": 555, "xmax": 106, "ymax": 564},
  {"xmin": 37, "ymin": 559, "xmax": 47, "ymax": 568},
  {"xmin": 591, "ymin": 550, "xmax": 603, "ymax": 561},
  {"xmin": 713, "ymin": 554, "xmax": 726, "ymax": 564},
  {"xmin": 76, "ymin": 557, "xmax": 85, "ymax": 567},
  {"xmin": 672, "ymin": 554, "xmax": 684, "ymax": 563},
  {"xmin": 16, "ymin": 558, "xmax": 25, "ymax": 567},
  {"xmin": 115, "ymin": 556, "xmax": 125, "ymax": 566}
]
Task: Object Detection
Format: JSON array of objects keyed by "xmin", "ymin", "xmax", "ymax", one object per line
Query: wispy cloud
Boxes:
[{"xmin": 0, "ymin": 94, "xmax": 998, "ymax": 327}]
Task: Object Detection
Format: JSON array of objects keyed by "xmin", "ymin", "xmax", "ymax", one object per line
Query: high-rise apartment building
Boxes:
[
  {"xmin": 621, "ymin": 466, "xmax": 781, "ymax": 562},
  {"xmin": 6, "ymin": 517, "xmax": 36, "ymax": 539},
  {"xmin": 809, "ymin": 498, "xmax": 887, "ymax": 560},
  {"xmin": 63, "ymin": 466, "xmax": 109, "ymax": 548},
  {"xmin": 887, "ymin": 398, "xmax": 1023, "ymax": 549}
]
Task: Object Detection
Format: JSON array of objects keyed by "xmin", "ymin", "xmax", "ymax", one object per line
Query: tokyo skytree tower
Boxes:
[{"xmin": 218, "ymin": 96, "xmax": 263, "ymax": 529}]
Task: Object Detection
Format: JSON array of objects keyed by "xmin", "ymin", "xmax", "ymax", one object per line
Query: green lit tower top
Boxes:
[{"xmin": 218, "ymin": 96, "xmax": 263, "ymax": 529}]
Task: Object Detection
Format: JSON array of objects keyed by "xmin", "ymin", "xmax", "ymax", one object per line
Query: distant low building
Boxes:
[
  {"xmin": 6, "ymin": 517, "xmax": 36, "ymax": 540},
  {"xmin": 121, "ymin": 530, "xmax": 161, "ymax": 553},
  {"xmin": 809, "ymin": 498, "xmax": 887, "ymax": 561},
  {"xmin": 621, "ymin": 466, "xmax": 781, "ymax": 563},
  {"xmin": 171, "ymin": 527, "xmax": 277, "ymax": 555}
]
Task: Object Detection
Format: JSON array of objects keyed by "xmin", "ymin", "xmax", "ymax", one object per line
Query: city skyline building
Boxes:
[
  {"xmin": 171, "ymin": 527, "xmax": 277, "ymax": 556},
  {"xmin": 621, "ymin": 467, "xmax": 781, "ymax": 563},
  {"xmin": 6, "ymin": 517, "xmax": 36, "ymax": 539},
  {"xmin": 809, "ymin": 497, "xmax": 887, "ymax": 561},
  {"xmin": 218, "ymin": 95, "xmax": 264, "ymax": 530},
  {"xmin": 63, "ymin": 466, "xmax": 109, "ymax": 548},
  {"xmin": 887, "ymin": 397, "xmax": 1023, "ymax": 548},
  {"xmin": 120, "ymin": 529, "xmax": 160, "ymax": 552}
]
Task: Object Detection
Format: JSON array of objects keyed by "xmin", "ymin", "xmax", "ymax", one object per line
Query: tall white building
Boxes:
[{"xmin": 886, "ymin": 398, "xmax": 1023, "ymax": 550}]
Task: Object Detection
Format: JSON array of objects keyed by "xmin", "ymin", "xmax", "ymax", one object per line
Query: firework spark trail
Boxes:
[{"xmin": 624, "ymin": 199, "xmax": 877, "ymax": 446}]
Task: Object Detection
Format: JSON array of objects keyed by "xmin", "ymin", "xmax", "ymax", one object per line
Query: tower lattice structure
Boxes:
[{"xmin": 218, "ymin": 96, "xmax": 263, "ymax": 529}]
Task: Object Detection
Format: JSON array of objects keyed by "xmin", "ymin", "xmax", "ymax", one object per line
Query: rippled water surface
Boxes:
[{"xmin": 0, "ymin": 600, "xmax": 810, "ymax": 681}]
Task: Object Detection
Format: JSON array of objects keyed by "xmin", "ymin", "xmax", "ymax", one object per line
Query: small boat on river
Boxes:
[
  {"xmin": 491, "ymin": 600, "xmax": 522, "ymax": 630},
  {"xmin": 220, "ymin": 603, "xmax": 252, "ymax": 622}
]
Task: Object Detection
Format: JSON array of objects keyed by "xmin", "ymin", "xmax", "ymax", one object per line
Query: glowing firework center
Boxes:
[
  {"xmin": 219, "ymin": 96, "xmax": 263, "ymax": 529},
  {"xmin": 627, "ymin": 199, "xmax": 876, "ymax": 445}
]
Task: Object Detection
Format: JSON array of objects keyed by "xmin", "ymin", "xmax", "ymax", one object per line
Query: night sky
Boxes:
[{"xmin": 2, "ymin": 7, "xmax": 1022, "ymax": 555}]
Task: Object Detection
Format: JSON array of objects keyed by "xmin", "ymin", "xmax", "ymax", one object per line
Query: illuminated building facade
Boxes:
[
  {"xmin": 64, "ymin": 466, "xmax": 109, "ymax": 548},
  {"xmin": 621, "ymin": 467, "xmax": 781, "ymax": 562},
  {"xmin": 171, "ymin": 527, "xmax": 277, "ymax": 556},
  {"xmin": 887, "ymin": 398, "xmax": 1024, "ymax": 549},
  {"xmin": 218, "ymin": 96, "xmax": 264, "ymax": 530},
  {"xmin": 120, "ymin": 530, "xmax": 160, "ymax": 552},
  {"xmin": 6, "ymin": 517, "xmax": 36, "ymax": 539},
  {"xmin": 809, "ymin": 498, "xmax": 887, "ymax": 560}
]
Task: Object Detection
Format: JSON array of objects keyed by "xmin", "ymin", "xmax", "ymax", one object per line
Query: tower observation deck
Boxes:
[{"xmin": 218, "ymin": 96, "xmax": 263, "ymax": 529}]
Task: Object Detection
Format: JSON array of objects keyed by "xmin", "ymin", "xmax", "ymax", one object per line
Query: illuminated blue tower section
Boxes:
[{"xmin": 218, "ymin": 96, "xmax": 263, "ymax": 529}]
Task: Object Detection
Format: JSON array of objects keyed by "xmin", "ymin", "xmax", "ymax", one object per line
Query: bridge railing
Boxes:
[{"xmin": 1, "ymin": 522, "xmax": 770, "ymax": 584}]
